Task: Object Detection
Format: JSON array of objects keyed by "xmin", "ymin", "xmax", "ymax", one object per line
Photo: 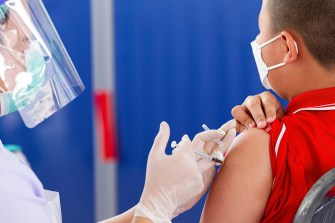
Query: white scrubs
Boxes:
[{"xmin": 0, "ymin": 141, "xmax": 52, "ymax": 222}]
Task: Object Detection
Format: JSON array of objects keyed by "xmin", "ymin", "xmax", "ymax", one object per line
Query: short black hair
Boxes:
[{"xmin": 268, "ymin": 0, "xmax": 335, "ymax": 70}]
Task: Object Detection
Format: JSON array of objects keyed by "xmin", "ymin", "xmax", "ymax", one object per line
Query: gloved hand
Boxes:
[
  {"xmin": 193, "ymin": 119, "xmax": 237, "ymax": 158},
  {"xmin": 134, "ymin": 121, "xmax": 228, "ymax": 222}
]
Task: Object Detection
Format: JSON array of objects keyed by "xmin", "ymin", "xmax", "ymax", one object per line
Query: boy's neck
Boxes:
[{"xmin": 286, "ymin": 56, "xmax": 335, "ymax": 101}]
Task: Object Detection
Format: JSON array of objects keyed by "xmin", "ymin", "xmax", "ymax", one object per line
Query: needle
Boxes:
[
  {"xmin": 171, "ymin": 124, "xmax": 225, "ymax": 165},
  {"xmin": 194, "ymin": 150, "xmax": 224, "ymax": 164}
]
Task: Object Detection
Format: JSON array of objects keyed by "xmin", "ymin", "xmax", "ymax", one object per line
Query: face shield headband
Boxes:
[{"xmin": 0, "ymin": 0, "xmax": 84, "ymax": 127}]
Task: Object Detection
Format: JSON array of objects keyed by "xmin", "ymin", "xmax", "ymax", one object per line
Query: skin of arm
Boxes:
[
  {"xmin": 200, "ymin": 128, "xmax": 273, "ymax": 223},
  {"xmin": 131, "ymin": 216, "xmax": 153, "ymax": 223},
  {"xmin": 99, "ymin": 209, "xmax": 153, "ymax": 223},
  {"xmin": 98, "ymin": 206, "xmax": 136, "ymax": 223}
]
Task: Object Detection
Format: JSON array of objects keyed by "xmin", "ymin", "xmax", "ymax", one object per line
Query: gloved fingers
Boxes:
[
  {"xmin": 197, "ymin": 157, "xmax": 215, "ymax": 173},
  {"xmin": 196, "ymin": 120, "xmax": 237, "ymax": 156},
  {"xmin": 203, "ymin": 141, "xmax": 217, "ymax": 155},
  {"xmin": 192, "ymin": 130, "xmax": 225, "ymax": 153},
  {"xmin": 174, "ymin": 134, "xmax": 195, "ymax": 155},
  {"xmin": 217, "ymin": 128, "xmax": 236, "ymax": 155},
  {"xmin": 172, "ymin": 134, "xmax": 188, "ymax": 154},
  {"xmin": 212, "ymin": 150, "xmax": 224, "ymax": 165},
  {"xmin": 218, "ymin": 119, "xmax": 237, "ymax": 133},
  {"xmin": 197, "ymin": 158, "xmax": 215, "ymax": 189},
  {"xmin": 150, "ymin": 121, "xmax": 171, "ymax": 156}
]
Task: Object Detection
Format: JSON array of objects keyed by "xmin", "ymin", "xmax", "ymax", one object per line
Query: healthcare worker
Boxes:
[
  {"xmin": 0, "ymin": 0, "xmax": 270, "ymax": 223},
  {"xmin": 0, "ymin": 0, "xmax": 84, "ymax": 222}
]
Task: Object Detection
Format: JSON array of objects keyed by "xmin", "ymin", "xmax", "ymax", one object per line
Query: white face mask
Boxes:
[
  {"xmin": 0, "ymin": 91, "xmax": 16, "ymax": 116},
  {"xmin": 0, "ymin": 40, "xmax": 47, "ymax": 116},
  {"xmin": 250, "ymin": 35, "xmax": 298, "ymax": 90}
]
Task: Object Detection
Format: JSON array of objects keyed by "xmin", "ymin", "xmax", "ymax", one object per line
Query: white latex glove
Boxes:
[
  {"xmin": 194, "ymin": 120, "xmax": 237, "ymax": 157},
  {"xmin": 134, "ymin": 122, "xmax": 226, "ymax": 222}
]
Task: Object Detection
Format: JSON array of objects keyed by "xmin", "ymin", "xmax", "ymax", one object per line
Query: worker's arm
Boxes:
[
  {"xmin": 98, "ymin": 207, "xmax": 158, "ymax": 223},
  {"xmin": 131, "ymin": 216, "xmax": 153, "ymax": 223},
  {"xmin": 98, "ymin": 206, "xmax": 136, "ymax": 223},
  {"xmin": 100, "ymin": 121, "xmax": 234, "ymax": 223},
  {"xmin": 200, "ymin": 128, "xmax": 273, "ymax": 223}
]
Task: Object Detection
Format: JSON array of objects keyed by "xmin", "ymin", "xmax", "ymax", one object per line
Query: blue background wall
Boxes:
[
  {"xmin": 0, "ymin": 0, "xmax": 288, "ymax": 223},
  {"xmin": 114, "ymin": 0, "xmax": 271, "ymax": 222}
]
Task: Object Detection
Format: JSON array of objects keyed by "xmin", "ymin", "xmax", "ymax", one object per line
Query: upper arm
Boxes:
[
  {"xmin": 0, "ymin": 172, "xmax": 51, "ymax": 223},
  {"xmin": 0, "ymin": 148, "xmax": 51, "ymax": 223},
  {"xmin": 200, "ymin": 128, "xmax": 273, "ymax": 223}
]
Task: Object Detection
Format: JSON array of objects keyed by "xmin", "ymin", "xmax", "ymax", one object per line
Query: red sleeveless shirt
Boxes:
[{"xmin": 261, "ymin": 87, "xmax": 335, "ymax": 222}]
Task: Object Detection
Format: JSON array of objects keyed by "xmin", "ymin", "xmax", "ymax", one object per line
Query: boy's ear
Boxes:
[{"xmin": 281, "ymin": 31, "xmax": 298, "ymax": 64}]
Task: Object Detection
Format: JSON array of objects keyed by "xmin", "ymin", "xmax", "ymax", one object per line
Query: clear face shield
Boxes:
[{"xmin": 0, "ymin": 0, "xmax": 84, "ymax": 128}]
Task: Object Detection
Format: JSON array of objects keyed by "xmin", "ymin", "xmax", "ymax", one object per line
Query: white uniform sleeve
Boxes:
[{"xmin": 0, "ymin": 143, "xmax": 52, "ymax": 223}]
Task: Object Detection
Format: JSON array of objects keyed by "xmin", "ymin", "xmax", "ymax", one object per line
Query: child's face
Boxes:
[{"xmin": 255, "ymin": 0, "xmax": 292, "ymax": 99}]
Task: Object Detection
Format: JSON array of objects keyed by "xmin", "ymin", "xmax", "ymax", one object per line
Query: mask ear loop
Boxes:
[
  {"xmin": 259, "ymin": 35, "xmax": 282, "ymax": 48},
  {"xmin": 267, "ymin": 62, "xmax": 286, "ymax": 71},
  {"xmin": 267, "ymin": 38, "xmax": 299, "ymax": 71},
  {"xmin": 294, "ymin": 41, "xmax": 299, "ymax": 54}
]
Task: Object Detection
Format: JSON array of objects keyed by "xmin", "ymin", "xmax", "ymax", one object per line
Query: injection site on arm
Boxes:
[
  {"xmin": 171, "ymin": 123, "xmax": 226, "ymax": 165},
  {"xmin": 201, "ymin": 128, "xmax": 272, "ymax": 223}
]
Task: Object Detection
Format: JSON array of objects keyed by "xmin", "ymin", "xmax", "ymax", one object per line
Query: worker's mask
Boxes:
[
  {"xmin": 0, "ymin": 91, "xmax": 16, "ymax": 115},
  {"xmin": 0, "ymin": 0, "xmax": 84, "ymax": 127},
  {"xmin": 250, "ymin": 35, "xmax": 298, "ymax": 89},
  {"xmin": 0, "ymin": 40, "xmax": 46, "ymax": 115}
]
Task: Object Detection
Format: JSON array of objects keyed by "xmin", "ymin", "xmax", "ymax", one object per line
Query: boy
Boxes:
[{"xmin": 201, "ymin": 0, "xmax": 335, "ymax": 222}]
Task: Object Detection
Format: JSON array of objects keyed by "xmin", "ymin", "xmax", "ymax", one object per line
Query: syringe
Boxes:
[{"xmin": 171, "ymin": 124, "xmax": 225, "ymax": 165}]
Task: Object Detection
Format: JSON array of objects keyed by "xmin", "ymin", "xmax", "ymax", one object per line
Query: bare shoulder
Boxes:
[
  {"xmin": 200, "ymin": 128, "xmax": 272, "ymax": 223},
  {"xmin": 226, "ymin": 127, "xmax": 270, "ymax": 157}
]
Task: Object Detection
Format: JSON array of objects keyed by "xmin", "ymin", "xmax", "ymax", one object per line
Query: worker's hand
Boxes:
[
  {"xmin": 134, "ymin": 122, "xmax": 227, "ymax": 222},
  {"xmin": 231, "ymin": 91, "xmax": 285, "ymax": 132},
  {"xmin": 193, "ymin": 119, "xmax": 237, "ymax": 156},
  {"xmin": 190, "ymin": 120, "xmax": 236, "ymax": 199}
]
